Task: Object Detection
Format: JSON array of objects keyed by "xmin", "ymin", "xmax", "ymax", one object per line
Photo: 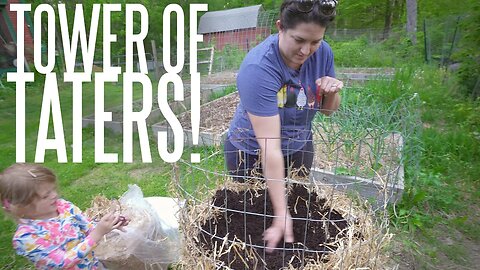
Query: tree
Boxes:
[
  {"xmin": 406, "ymin": 0, "xmax": 417, "ymax": 44},
  {"xmin": 383, "ymin": 0, "xmax": 395, "ymax": 40}
]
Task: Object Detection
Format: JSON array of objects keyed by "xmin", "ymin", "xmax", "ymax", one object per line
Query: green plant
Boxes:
[{"xmin": 208, "ymin": 85, "xmax": 237, "ymax": 101}]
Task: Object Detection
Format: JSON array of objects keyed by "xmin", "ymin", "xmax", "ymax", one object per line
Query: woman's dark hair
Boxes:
[{"xmin": 279, "ymin": 0, "xmax": 336, "ymax": 30}]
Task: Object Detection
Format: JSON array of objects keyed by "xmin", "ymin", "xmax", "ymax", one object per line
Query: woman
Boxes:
[{"xmin": 224, "ymin": 0, "xmax": 343, "ymax": 253}]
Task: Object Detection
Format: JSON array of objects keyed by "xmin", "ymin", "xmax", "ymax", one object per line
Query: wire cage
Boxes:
[{"xmin": 170, "ymin": 85, "xmax": 422, "ymax": 269}]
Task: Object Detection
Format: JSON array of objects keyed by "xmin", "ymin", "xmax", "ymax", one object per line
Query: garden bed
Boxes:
[
  {"xmin": 311, "ymin": 129, "xmax": 404, "ymax": 207},
  {"xmin": 336, "ymin": 67, "xmax": 395, "ymax": 82},
  {"xmin": 151, "ymin": 91, "xmax": 239, "ymax": 146},
  {"xmin": 82, "ymin": 84, "xmax": 230, "ymax": 134}
]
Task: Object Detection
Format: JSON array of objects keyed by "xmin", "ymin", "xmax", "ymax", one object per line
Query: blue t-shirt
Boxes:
[{"xmin": 228, "ymin": 34, "xmax": 335, "ymax": 155}]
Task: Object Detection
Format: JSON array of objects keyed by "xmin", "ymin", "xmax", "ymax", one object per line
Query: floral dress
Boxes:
[{"xmin": 13, "ymin": 199, "xmax": 102, "ymax": 269}]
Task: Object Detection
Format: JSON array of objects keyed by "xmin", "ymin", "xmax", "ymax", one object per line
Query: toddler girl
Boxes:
[{"xmin": 0, "ymin": 163, "xmax": 128, "ymax": 269}]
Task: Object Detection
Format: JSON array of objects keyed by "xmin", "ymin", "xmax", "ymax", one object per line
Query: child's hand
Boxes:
[
  {"xmin": 114, "ymin": 215, "xmax": 130, "ymax": 232},
  {"xmin": 90, "ymin": 213, "xmax": 129, "ymax": 242},
  {"xmin": 97, "ymin": 213, "xmax": 122, "ymax": 234}
]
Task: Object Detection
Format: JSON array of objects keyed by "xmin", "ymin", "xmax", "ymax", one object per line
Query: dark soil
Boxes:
[{"xmin": 198, "ymin": 184, "xmax": 351, "ymax": 269}]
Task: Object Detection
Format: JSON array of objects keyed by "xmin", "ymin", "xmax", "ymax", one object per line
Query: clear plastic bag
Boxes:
[{"xmin": 94, "ymin": 184, "xmax": 182, "ymax": 269}]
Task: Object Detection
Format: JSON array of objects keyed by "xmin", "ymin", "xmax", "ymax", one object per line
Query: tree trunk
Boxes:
[
  {"xmin": 395, "ymin": 0, "xmax": 403, "ymax": 25},
  {"xmin": 406, "ymin": 0, "xmax": 417, "ymax": 44},
  {"xmin": 383, "ymin": 0, "xmax": 394, "ymax": 40}
]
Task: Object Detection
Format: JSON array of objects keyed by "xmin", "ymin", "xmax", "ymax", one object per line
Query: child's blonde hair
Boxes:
[{"xmin": 0, "ymin": 163, "xmax": 57, "ymax": 207}]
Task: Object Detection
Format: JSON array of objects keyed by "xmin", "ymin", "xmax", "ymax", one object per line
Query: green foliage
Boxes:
[
  {"xmin": 26, "ymin": 0, "xmax": 173, "ymax": 63},
  {"xmin": 423, "ymin": 15, "xmax": 461, "ymax": 64},
  {"xmin": 334, "ymin": 0, "xmax": 477, "ymax": 30},
  {"xmin": 203, "ymin": 0, "xmax": 277, "ymax": 10},
  {"xmin": 211, "ymin": 44, "xmax": 247, "ymax": 72},
  {"xmin": 329, "ymin": 34, "xmax": 423, "ymax": 67},
  {"xmin": 335, "ymin": 0, "xmax": 398, "ymax": 29},
  {"xmin": 452, "ymin": 4, "xmax": 480, "ymax": 98},
  {"xmin": 417, "ymin": 0, "xmax": 478, "ymax": 20}
]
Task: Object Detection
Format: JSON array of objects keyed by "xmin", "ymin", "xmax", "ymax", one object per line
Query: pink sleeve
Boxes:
[{"xmin": 13, "ymin": 232, "xmax": 98, "ymax": 268}]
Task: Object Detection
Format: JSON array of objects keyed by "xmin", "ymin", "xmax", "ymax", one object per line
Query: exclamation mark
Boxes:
[
  {"xmin": 190, "ymin": 73, "xmax": 201, "ymax": 163},
  {"xmin": 189, "ymin": 3, "xmax": 208, "ymax": 163}
]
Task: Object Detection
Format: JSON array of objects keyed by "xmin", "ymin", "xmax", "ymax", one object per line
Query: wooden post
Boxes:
[{"xmin": 208, "ymin": 47, "xmax": 214, "ymax": 75}]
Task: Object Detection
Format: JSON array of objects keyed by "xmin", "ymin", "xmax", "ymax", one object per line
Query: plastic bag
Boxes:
[{"xmin": 94, "ymin": 184, "xmax": 182, "ymax": 269}]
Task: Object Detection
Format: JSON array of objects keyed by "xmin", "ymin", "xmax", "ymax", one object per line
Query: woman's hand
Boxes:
[
  {"xmin": 263, "ymin": 212, "xmax": 294, "ymax": 253},
  {"xmin": 316, "ymin": 76, "xmax": 343, "ymax": 115},
  {"xmin": 316, "ymin": 76, "xmax": 344, "ymax": 95}
]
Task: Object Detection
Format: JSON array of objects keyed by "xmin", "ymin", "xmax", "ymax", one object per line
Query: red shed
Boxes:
[{"xmin": 198, "ymin": 5, "xmax": 272, "ymax": 51}]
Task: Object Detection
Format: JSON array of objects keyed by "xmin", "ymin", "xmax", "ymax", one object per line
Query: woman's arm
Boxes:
[
  {"xmin": 321, "ymin": 92, "xmax": 341, "ymax": 115},
  {"xmin": 247, "ymin": 112, "xmax": 294, "ymax": 253}
]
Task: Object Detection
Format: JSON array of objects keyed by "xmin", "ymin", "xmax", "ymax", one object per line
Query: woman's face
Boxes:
[{"xmin": 277, "ymin": 21, "xmax": 326, "ymax": 70}]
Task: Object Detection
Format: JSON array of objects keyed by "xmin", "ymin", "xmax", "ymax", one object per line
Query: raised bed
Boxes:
[
  {"xmin": 336, "ymin": 67, "xmax": 395, "ymax": 82},
  {"xmin": 151, "ymin": 92, "xmax": 239, "ymax": 147},
  {"xmin": 82, "ymin": 84, "xmax": 230, "ymax": 134},
  {"xmin": 310, "ymin": 130, "xmax": 404, "ymax": 208}
]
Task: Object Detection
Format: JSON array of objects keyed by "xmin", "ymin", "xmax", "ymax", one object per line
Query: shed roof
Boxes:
[{"xmin": 198, "ymin": 5, "xmax": 263, "ymax": 34}]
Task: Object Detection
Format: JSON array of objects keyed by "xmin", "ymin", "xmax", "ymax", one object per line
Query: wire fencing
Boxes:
[{"xmin": 423, "ymin": 15, "xmax": 463, "ymax": 66}]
